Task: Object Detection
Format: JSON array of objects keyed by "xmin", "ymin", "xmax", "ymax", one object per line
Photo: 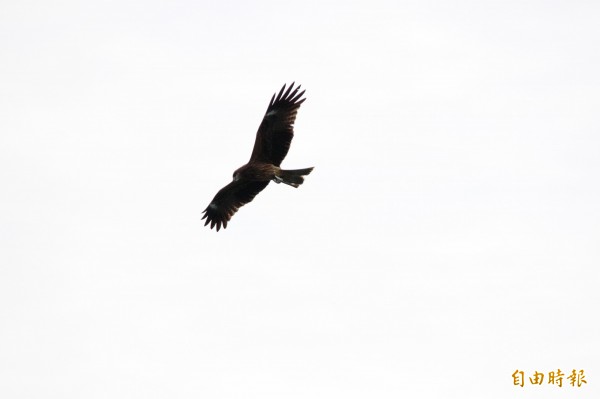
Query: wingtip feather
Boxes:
[
  {"xmin": 282, "ymin": 82, "xmax": 295, "ymax": 100},
  {"xmin": 269, "ymin": 92, "xmax": 276, "ymax": 107},
  {"xmin": 275, "ymin": 83, "xmax": 286, "ymax": 102},
  {"xmin": 268, "ymin": 83, "xmax": 306, "ymax": 109},
  {"xmin": 291, "ymin": 89, "xmax": 306, "ymax": 105}
]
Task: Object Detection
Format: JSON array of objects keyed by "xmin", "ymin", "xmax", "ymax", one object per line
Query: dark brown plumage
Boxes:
[{"xmin": 202, "ymin": 83, "xmax": 313, "ymax": 231}]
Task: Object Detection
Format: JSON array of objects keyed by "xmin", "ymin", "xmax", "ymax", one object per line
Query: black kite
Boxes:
[{"xmin": 202, "ymin": 83, "xmax": 313, "ymax": 231}]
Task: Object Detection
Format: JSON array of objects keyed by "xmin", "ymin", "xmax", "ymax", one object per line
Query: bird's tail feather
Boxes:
[{"xmin": 277, "ymin": 167, "xmax": 314, "ymax": 188}]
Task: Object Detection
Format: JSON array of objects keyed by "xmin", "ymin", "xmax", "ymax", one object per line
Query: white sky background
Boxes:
[{"xmin": 1, "ymin": 0, "xmax": 599, "ymax": 398}]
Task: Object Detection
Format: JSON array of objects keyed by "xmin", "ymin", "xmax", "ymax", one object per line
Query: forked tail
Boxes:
[{"xmin": 276, "ymin": 167, "xmax": 314, "ymax": 188}]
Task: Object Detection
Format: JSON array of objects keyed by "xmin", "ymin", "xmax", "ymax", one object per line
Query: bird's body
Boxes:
[
  {"xmin": 202, "ymin": 83, "xmax": 313, "ymax": 231},
  {"xmin": 233, "ymin": 163, "xmax": 278, "ymax": 182}
]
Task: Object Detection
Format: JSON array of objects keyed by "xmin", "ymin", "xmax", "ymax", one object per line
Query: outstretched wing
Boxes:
[
  {"xmin": 202, "ymin": 179, "xmax": 270, "ymax": 231},
  {"xmin": 249, "ymin": 82, "xmax": 306, "ymax": 166}
]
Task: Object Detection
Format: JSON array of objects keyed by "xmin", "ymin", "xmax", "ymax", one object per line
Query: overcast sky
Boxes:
[{"xmin": 1, "ymin": 1, "xmax": 599, "ymax": 398}]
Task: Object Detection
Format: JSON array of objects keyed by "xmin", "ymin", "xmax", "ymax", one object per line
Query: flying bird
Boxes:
[{"xmin": 202, "ymin": 82, "xmax": 313, "ymax": 231}]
